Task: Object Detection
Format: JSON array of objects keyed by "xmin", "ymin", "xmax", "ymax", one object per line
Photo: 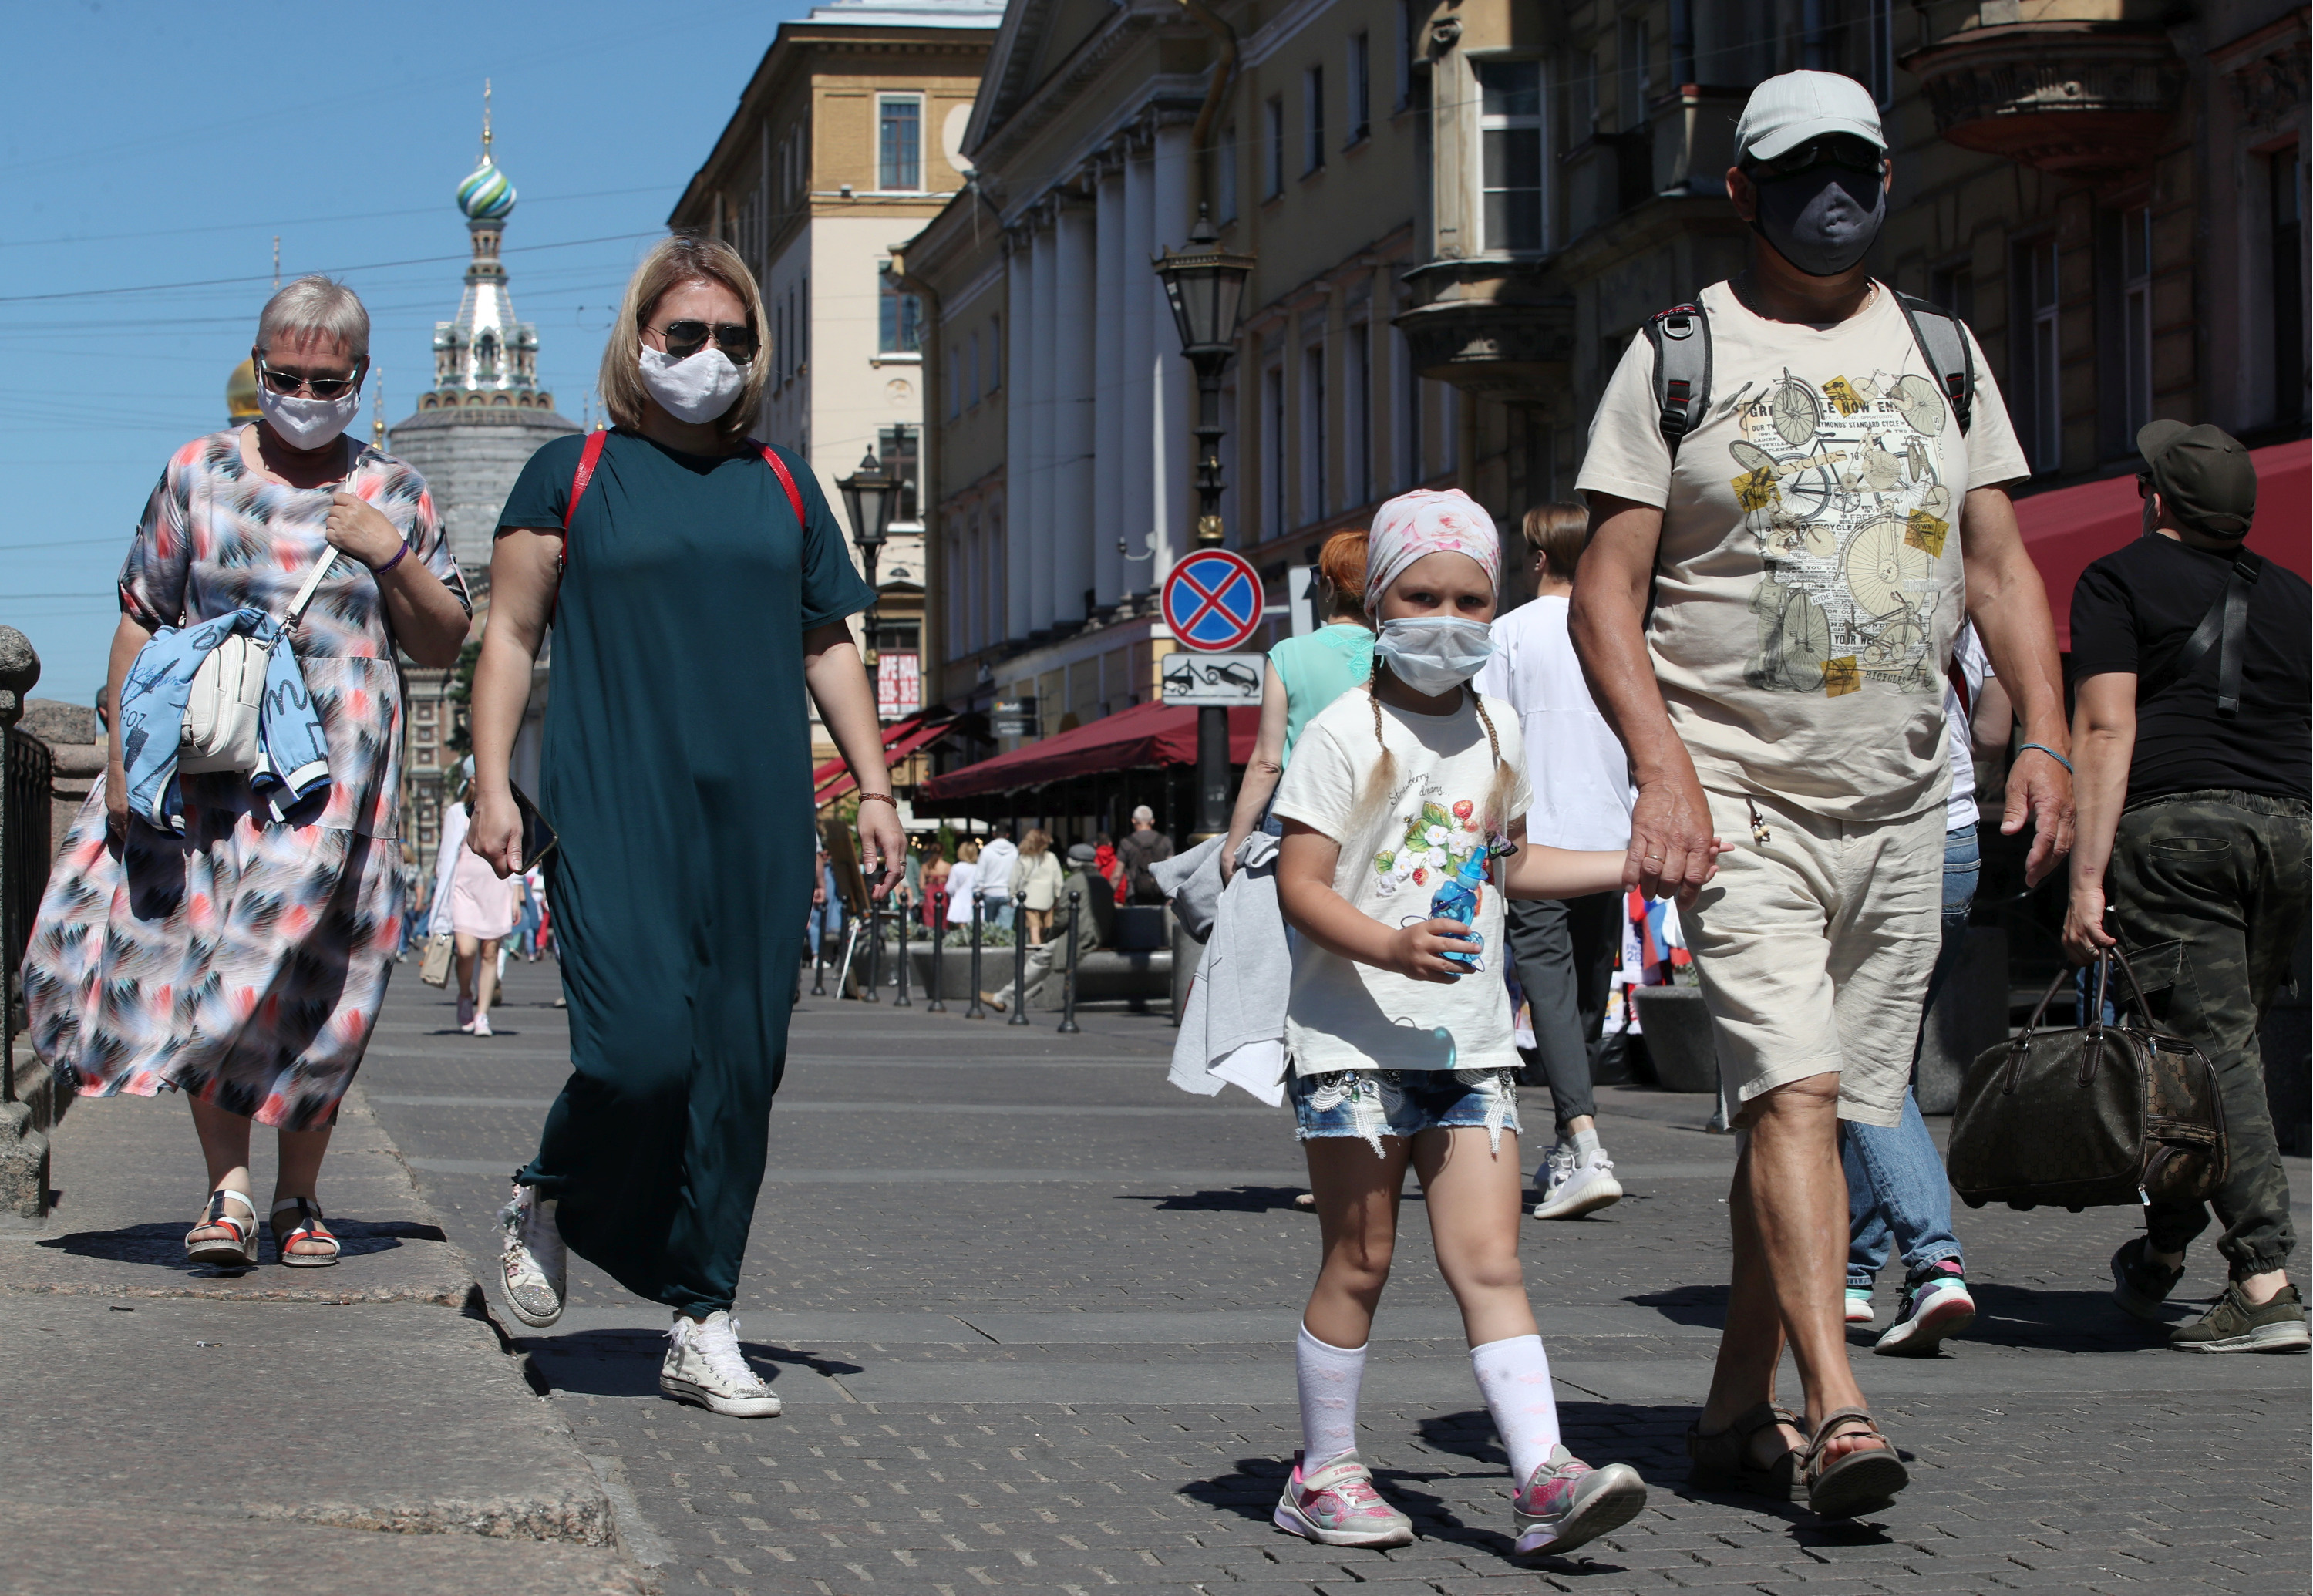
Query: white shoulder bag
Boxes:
[{"xmin": 177, "ymin": 553, "xmax": 337, "ymax": 776}]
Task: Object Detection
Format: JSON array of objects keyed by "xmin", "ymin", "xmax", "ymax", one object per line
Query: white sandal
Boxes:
[{"xmin": 186, "ymin": 1188, "xmax": 260, "ymax": 1266}]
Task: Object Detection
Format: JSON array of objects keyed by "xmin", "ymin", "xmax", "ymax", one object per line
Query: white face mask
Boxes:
[
  {"xmin": 1374, "ymin": 616, "xmax": 1496, "ymax": 697},
  {"xmin": 639, "ymin": 345, "xmax": 746, "ymax": 425},
  {"xmin": 257, "ymin": 382, "xmax": 361, "ymax": 451}
]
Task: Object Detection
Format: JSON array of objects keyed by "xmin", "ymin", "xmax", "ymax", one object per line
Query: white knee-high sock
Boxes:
[
  {"xmin": 1295, "ymin": 1323, "xmax": 1367, "ymax": 1468},
  {"xmin": 1470, "ymin": 1334, "xmax": 1561, "ymax": 1486}
]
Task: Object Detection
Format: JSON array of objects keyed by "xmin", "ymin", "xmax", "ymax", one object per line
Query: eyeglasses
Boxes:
[
  {"xmin": 651, "ymin": 319, "xmax": 759, "ymax": 365},
  {"xmin": 1742, "ymin": 135, "xmax": 1886, "ymax": 184},
  {"xmin": 256, "ymin": 359, "xmax": 362, "ymax": 400}
]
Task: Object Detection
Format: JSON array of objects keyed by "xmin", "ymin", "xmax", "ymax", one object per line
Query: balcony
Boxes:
[
  {"xmin": 1393, "ymin": 259, "xmax": 1575, "ymax": 402},
  {"xmin": 1902, "ymin": 10, "xmax": 2185, "ymax": 176}
]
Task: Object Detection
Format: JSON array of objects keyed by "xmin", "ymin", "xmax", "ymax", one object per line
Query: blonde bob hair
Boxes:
[{"xmin": 598, "ymin": 234, "xmax": 771, "ymax": 450}]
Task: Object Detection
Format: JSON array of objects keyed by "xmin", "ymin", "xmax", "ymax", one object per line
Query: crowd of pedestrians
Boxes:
[{"xmin": 17, "ymin": 65, "xmax": 2304, "ymax": 1574}]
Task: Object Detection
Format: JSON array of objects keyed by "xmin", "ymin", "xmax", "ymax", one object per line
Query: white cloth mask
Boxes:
[
  {"xmin": 257, "ymin": 383, "xmax": 361, "ymax": 451},
  {"xmin": 1374, "ymin": 616, "xmax": 1496, "ymax": 697},
  {"xmin": 639, "ymin": 345, "xmax": 746, "ymax": 425}
]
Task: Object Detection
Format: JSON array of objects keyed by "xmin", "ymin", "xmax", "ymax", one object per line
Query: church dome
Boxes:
[
  {"xmin": 456, "ymin": 157, "xmax": 517, "ymax": 221},
  {"xmin": 226, "ymin": 355, "xmax": 261, "ymax": 423}
]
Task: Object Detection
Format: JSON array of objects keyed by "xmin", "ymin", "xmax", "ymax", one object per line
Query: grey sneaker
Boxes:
[
  {"xmin": 2169, "ymin": 1282, "xmax": 2311, "ymax": 1353},
  {"xmin": 2110, "ymin": 1237, "xmax": 2186, "ymax": 1322},
  {"xmin": 495, "ymin": 1183, "xmax": 565, "ymax": 1328},
  {"xmin": 1533, "ymin": 1143, "xmax": 1622, "ymax": 1220},
  {"xmin": 1271, "ymin": 1452, "xmax": 1414, "ymax": 1547},
  {"xmin": 1512, "ymin": 1445, "xmax": 1648, "ymax": 1555},
  {"xmin": 662, "ymin": 1312, "xmax": 783, "ymax": 1416}
]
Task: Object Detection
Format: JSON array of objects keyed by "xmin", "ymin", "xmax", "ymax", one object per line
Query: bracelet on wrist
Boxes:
[
  {"xmin": 370, "ymin": 541, "xmax": 409, "ymax": 576},
  {"xmin": 2015, "ymin": 741, "xmax": 2073, "ymax": 775},
  {"xmin": 857, "ymin": 792, "xmax": 898, "ymax": 808}
]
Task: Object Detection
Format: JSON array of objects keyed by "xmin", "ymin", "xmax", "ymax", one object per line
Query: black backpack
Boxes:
[{"xmin": 1645, "ymin": 288, "xmax": 1978, "ymax": 456}]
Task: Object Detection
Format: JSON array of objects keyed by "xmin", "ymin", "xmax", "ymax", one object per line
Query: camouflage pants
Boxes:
[{"xmin": 2109, "ymin": 789, "xmax": 2311, "ymax": 1279}]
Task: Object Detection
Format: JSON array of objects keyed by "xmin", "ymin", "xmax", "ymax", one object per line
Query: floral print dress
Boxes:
[{"xmin": 24, "ymin": 429, "xmax": 470, "ymax": 1131}]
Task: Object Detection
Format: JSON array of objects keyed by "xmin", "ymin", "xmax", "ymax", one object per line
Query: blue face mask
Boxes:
[{"xmin": 1374, "ymin": 617, "xmax": 1494, "ymax": 696}]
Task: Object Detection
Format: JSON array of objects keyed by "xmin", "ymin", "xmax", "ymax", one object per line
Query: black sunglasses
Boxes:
[
  {"xmin": 1742, "ymin": 135, "xmax": 1886, "ymax": 184},
  {"xmin": 652, "ymin": 319, "xmax": 759, "ymax": 364},
  {"xmin": 256, "ymin": 358, "xmax": 362, "ymax": 400}
]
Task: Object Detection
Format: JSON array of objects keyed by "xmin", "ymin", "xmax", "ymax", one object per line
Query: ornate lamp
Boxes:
[
  {"xmin": 838, "ymin": 446, "xmax": 899, "ymax": 681},
  {"xmin": 1152, "ymin": 207, "xmax": 1255, "ymax": 547}
]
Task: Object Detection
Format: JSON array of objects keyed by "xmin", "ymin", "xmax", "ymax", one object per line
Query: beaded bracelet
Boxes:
[{"xmin": 2015, "ymin": 741, "xmax": 2073, "ymax": 775}]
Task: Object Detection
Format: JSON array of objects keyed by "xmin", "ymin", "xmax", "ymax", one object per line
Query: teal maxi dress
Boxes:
[{"xmin": 496, "ymin": 429, "xmax": 873, "ymax": 1315}]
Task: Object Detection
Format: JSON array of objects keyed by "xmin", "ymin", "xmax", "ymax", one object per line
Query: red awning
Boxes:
[
  {"xmin": 917, "ymin": 699, "xmax": 1261, "ymax": 801},
  {"xmin": 2019, "ymin": 438, "xmax": 2311, "ymax": 650},
  {"xmin": 812, "ymin": 709, "xmax": 958, "ymax": 806}
]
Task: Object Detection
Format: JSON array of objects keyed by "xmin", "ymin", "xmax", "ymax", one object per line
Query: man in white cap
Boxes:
[{"xmin": 1571, "ymin": 71, "xmax": 2072, "ymax": 1517}]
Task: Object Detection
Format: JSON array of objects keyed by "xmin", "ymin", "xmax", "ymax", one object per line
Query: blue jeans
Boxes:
[
  {"xmin": 982, "ymin": 897, "xmax": 1015, "ymax": 931},
  {"xmin": 1843, "ymin": 823, "xmax": 1975, "ymax": 1289}
]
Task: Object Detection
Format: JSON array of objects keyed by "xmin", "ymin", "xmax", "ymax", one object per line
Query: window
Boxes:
[
  {"xmin": 1348, "ymin": 318, "xmax": 1373, "ymax": 506},
  {"xmin": 1217, "ymin": 123, "xmax": 1238, "ymax": 223},
  {"xmin": 2015, "ymin": 238, "xmax": 2061, "ymax": 473},
  {"xmin": 878, "ymin": 96, "xmax": 923, "ymax": 191},
  {"xmin": 1265, "ymin": 97, "xmax": 1286, "ymax": 197},
  {"xmin": 1865, "ymin": 0, "xmax": 1897, "ymax": 109},
  {"xmin": 1304, "ymin": 67, "xmax": 1325, "ymax": 174},
  {"xmin": 880, "ymin": 425, "xmax": 921, "ymax": 523},
  {"xmin": 967, "ymin": 328, "xmax": 981, "ymax": 403},
  {"xmin": 987, "ymin": 315, "xmax": 1001, "ymax": 389},
  {"xmin": 1618, "ymin": 18, "xmax": 1650, "ymax": 131},
  {"xmin": 2119, "ymin": 207, "xmax": 2153, "ymax": 444},
  {"xmin": 1347, "ymin": 34, "xmax": 1371, "ymax": 143},
  {"xmin": 1263, "ymin": 364, "xmax": 1287, "ymax": 536},
  {"xmin": 2275, "ymin": 148, "xmax": 2305, "ymax": 423},
  {"xmin": 947, "ymin": 345, "xmax": 960, "ymax": 418},
  {"xmin": 1395, "ymin": 322, "xmax": 1421, "ymax": 489},
  {"xmin": 879, "ymin": 277, "xmax": 922, "ymax": 354},
  {"xmin": 1395, "ymin": 0, "xmax": 1416, "ymax": 111},
  {"xmin": 1479, "ymin": 60, "xmax": 1546, "ymax": 254},
  {"xmin": 1931, "ymin": 263, "xmax": 1975, "ymax": 324},
  {"xmin": 1301, "ymin": 340, "xmax": 1328, "ymax": 522}
]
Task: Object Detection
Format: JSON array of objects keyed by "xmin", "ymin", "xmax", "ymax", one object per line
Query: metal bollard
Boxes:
[
  {"xmin": 924, "ymin": 890, "xmax": 947, "ymax": 1012},
  {"xmin": 1057, "ymin": 887, "xmax": 1081, "ymax": 1035},
  {"xmin": 965, "ymin": 894, "xmax": 985, "ymax": 1019},
  {"xmin": 1007, "ymin": 891, "xmax": 1031, "ymax": 1025},
  {"xmin": 863, "ymin": 900, "xmax": 881, "ymax": 1003},
  {"xmin": 892, "ymin": 887, "xmax": 911, "ymax": 1007},
  {"xmin": 810, "ymin": 911, "xmax": 827, "ymax": 997}
]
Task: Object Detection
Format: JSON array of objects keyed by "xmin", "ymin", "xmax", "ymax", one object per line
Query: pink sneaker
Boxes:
[
  {"xmin": 1271, "ymin": 1451, "xmax": 1414, "ymax": 1547},
  {"xmin": 1512, "ymin": 1445, "xmax": 1648, "ymax": 1555}
]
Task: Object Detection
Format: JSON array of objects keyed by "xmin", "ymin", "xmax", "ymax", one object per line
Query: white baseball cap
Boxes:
[{"xmin": 1733, "ymin": 70, "xmax": 1886, "ymax": 163}]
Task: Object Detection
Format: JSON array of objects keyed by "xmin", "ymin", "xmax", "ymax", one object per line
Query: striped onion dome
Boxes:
[{"xmin": 456, "ymin": 157, "xmax": 517, "ymax": 221}]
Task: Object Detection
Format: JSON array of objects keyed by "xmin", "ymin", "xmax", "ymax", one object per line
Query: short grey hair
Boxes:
[
  {"xmin": 257, "ymin": 274, "xmax": 370, "ymax": 366},
  {"xmin": 1131, "ymin": 805, "xmax": 1154, "ymax": 824}
]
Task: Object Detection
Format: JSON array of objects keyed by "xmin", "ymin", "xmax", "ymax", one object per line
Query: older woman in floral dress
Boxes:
[{"xmin": 22, "ymin": 276, "xmax": 471, "ymax": 1268}]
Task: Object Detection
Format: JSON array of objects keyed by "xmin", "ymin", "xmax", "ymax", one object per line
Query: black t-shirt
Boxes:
[{"xmin": 2069, "ymin": 534, "xmax": 2311, "ymax": 803}]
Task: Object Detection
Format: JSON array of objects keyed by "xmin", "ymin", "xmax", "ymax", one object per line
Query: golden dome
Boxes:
[{"xmin": 227, "ymin": 356, "xmax": 261, "ymax": 423}]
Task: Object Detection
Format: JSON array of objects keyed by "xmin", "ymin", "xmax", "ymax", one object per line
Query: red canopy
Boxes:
[
  {"xmin": 811, "ymin": 709, "xmax": 958, "ymax": 806},
  {"xmin": 2018, "ymin": 438, "xmax": 2311, "ymax": 650},
  {"xmin": 917, "ymin": 699, "xmax": 1260, "ymax": 800}
]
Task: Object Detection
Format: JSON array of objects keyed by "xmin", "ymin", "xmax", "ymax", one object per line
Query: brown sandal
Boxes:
[
  {"xmin": 1685, "ymin": 1401, "xmax": 1803, "ymax": 1498},
  {"xmin": 1800, "ymin": 1406, "xmax": 1907, "ymax": 1519}
]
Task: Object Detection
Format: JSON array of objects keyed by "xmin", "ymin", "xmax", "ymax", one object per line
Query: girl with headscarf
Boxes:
[{"xmin": 1264, "ymin": 490, "xmax": 1692, "ymax": 1563}]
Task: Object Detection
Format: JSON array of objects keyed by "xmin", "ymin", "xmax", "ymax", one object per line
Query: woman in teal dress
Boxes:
[{"xmin": 466, "ymin": 236, "xmax": 902, "ymax": 1418}]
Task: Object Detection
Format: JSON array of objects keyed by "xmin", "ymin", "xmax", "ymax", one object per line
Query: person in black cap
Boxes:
[{"xmin": 2067, "ymin": 419, "xmax": 2311, "ymax": 1353}]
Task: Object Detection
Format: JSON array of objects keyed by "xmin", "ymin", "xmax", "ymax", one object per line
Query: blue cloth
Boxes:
[
  {"xmin": 1843, "ymin": 823, "xmax": 1976, "ymax": 1288},
  {"xmin": 119, "ymin": 608, "xmax": 330, "ymax": 834}
]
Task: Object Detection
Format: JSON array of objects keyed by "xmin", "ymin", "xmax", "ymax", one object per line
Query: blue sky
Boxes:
[{"xmin": 2, "ymin": 0, "xmax": 810, "ymax": 702}]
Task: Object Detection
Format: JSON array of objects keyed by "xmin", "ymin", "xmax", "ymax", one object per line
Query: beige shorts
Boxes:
[{"xmin": 1681, "ymin": 787, "xmax": 1944, "ymax": 1129}]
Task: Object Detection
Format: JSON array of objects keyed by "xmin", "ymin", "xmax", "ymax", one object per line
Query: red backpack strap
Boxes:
[
  {"xmin": 755, "ymin": 440, "xmax": 807, "ymax": 525},
  {"xmin": 563, "ymin": 428, "xmax": 609, "ymax": 533}
]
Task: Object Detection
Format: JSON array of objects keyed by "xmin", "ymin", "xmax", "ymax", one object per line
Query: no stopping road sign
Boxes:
[{"xmin": 1161, "ymin": 548, "xmax": 1264, "ymax": 652}]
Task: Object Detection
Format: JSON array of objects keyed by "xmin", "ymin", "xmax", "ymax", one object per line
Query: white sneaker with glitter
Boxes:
[
  {"xmin": 662, "ymin": 1311, "xmax": 783, "ymax": 1417},
  {"xmin": 494, "ymin": 1183, "xmax": 564, "ymax": 1328}
]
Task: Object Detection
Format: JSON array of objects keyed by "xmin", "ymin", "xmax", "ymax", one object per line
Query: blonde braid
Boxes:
[
  {"xmin": 1345, "ymin": 673, "xmax": 1399, "ymax": 840},
  {"xmin": 1470, "ymin": 688, "xmax": 1520, "ymax": 837}
]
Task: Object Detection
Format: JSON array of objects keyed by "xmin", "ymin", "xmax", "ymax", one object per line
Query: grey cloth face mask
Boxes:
[{"xmin": 1749, "ymin": 167, "xmax": 1887, "ymax": 278}]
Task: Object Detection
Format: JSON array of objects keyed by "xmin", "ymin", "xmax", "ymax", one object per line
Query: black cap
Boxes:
[{"xmin": 2137, "ymin": 420, "xmax": 2258, "ymax": 538}]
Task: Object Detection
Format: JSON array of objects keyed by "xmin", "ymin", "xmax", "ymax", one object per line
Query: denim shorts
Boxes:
[{"xmin": 1289, "ymin": 1068, "xmax": 1521, "ymax": 1156}]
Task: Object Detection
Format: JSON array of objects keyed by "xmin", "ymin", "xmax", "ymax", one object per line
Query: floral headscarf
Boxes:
[{"xmin": 1364, "ymin": 489, "xmax": 1501, "ymax": 614}]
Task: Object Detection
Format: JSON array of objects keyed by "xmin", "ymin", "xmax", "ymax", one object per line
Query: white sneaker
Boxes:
[
  {"xmin": 662, "ymin": 1312, "xmax": 783, "ymax": 1417},
  {"xmin": 1844, "ymin": 1287, "xmax": 1876, "ymax": 1325},
  {"xmin": 471, "ymin": 1013, "xmax": 493, "ymax": 1038},
  {"xmin": 1533, "ymin": 1142, "xmax": 1623, "ymax": 1220},
  {"xmin": 495, "ymin": 1183, "xmax": 565, "ymax": 1328}
]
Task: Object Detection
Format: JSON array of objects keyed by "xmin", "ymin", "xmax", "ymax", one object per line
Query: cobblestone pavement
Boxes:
[{"xmin": 363, "ymin": 959, "xmax": 2311, "ymax": 1596}]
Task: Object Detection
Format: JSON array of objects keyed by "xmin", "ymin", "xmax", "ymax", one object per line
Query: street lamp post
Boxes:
[
  {"xmin": 1153, "ymin": 206, "xmax": 1255, "ymax": 841},
  {"xmin": 837, "ymin": 446, "xmax": 898, "ymax": 675}
]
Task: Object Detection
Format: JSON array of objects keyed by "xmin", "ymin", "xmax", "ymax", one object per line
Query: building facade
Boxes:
[
  {"xmin": 668, "ymin": 0, "xmax": 1002, "ymax": 763},
  {"xmin": 388, "ymin": 113, "xmax": 578, "ymax": 863},
  {"xmin": 909, "ymin": 0, "xmax": 2308, "ymax": 766}
]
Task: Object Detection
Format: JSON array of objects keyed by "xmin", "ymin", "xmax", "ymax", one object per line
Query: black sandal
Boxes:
[
  {"xmin": 1685, "ymin": 1400, "xmax": 1803, "ymax": 1498},
  {"xmin": 1800, "ymin": 1406, "xmax": 1907, "ymax": 1519}
]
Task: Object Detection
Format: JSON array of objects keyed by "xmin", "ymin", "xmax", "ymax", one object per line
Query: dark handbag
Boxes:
[
  {"xmin": 464, "ymin": 781, "xmax": 557, "ymax": 874},
  {"xmin": 1948, "ymin": 947, "xmax": 2228, "ymax": 1213}
]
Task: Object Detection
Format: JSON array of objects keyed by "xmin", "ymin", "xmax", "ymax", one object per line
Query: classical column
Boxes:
[
  {"xmin": 1028, "ymin": 212, "xmax": 1059, "ymax": 634},
  {"xmin": 1004, "ymin": 234, "xmax": 1034, "ymax": 641},
  {"xmin": 1150, "ymin": 123, "xmax": 1193, "ymax": 572},
  {"xmin": 1092, "ymin": 161, "xmax": 1127, "ymax": 609},
  {"xmin": 1121, "ymin": 150, "xmax": 1156, "ymax": 598},
  {"xmin": 1054, "ymin": 198, "xmax": 1097, "ymax": 628}
]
